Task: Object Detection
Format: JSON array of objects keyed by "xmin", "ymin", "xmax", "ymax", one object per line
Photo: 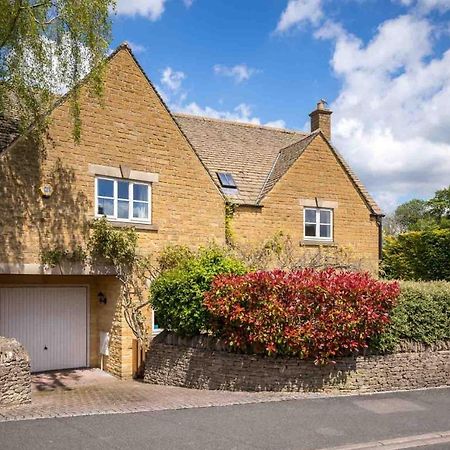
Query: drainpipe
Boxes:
[{"xmin": 371, "ymin": 214, "xmax": 384, "ymax": 262}]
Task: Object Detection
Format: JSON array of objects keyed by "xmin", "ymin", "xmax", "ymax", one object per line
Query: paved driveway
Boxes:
[{"xmin": 1, "ymin": 369, "xmax": 311, "ymax": 422}]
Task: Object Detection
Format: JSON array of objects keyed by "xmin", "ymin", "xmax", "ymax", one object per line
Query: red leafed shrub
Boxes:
[{"xmin": 204, "ymin": 269, "xmax": 400, "ymax": 363}]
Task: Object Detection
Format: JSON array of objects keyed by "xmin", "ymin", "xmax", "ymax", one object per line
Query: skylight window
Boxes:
[{"xmin": 217, "ymin": 172, "xmax": 237, "ymax": 189}]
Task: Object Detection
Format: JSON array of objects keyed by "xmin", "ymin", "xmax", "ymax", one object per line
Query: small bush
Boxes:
[
  {"xmin": 150, "ymin": 245, "xmax": 247, "ymax": 336},
  {"xmin": 382, "ymin": 229, "xmax": 450, "ymax": 281},
  {"xmin": 157, "ymin": 245, "xmax": 194, "ymax": 272},
  {"xmin": 373, "ymin": 281, "xmax": 450, "ymax": 352},
  {"xmin": 204, "ymin": 269, "xmax": 399, "ymax": 363}
]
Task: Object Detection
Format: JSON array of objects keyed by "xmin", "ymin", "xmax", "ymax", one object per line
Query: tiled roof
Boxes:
[
  {"xmin": 174, "ymin": 113, "xmax": 382, "ymax": 215},
  {"xmin": 0, "ymin": 116, "xmax": 19, "ymax": 155},
  {"xmin": 258, "ymin": 132, "xmax": 319, "ymax": 202},
  {"xmin": 174, "ymin": 113, "xmax": 306, "ymax": 205},
  {"xmin": 0, "ymin": 43, "xmax": 381, "ymax": 215}
]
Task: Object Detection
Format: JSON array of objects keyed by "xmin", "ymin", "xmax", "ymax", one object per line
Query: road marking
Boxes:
[
  {"xmin": 352, "ymin": 398, "xmax": 425, "ymax": 414},
  {"xmin": 317, "ymin": 430, "xmax": 450, "ymax": 449}
]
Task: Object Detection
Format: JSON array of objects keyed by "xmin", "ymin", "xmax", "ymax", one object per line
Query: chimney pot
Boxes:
[{"xmin": 310, "ymin": 99, "xmax": 332, "ymax": 140}]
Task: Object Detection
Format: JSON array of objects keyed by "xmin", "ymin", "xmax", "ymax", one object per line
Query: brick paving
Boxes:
[{"xmin": 0, "ymin": 369, "xmax": 310, "ymax": 422}]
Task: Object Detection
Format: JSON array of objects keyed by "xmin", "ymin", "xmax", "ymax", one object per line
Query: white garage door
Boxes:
[{"xmin": 0, "ymin": 286, "xmax": 88, "ymax": 372}]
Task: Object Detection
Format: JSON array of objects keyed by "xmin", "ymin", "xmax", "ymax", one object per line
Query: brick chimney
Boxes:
[{"xmin": 309, "ymin": 99, "xmax": 332, "ymax": 140}]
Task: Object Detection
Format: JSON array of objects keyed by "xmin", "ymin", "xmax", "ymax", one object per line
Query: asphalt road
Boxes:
[{"xmin": 0, "ymin": 388, "xmax": 449, "ymax": 450}]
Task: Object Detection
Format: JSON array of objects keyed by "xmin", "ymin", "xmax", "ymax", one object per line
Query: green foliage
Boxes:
[
  {"xmin": 395, "ymin": 199, "xmax": 429, "ymax": 232},
  {"xmin": 0, "ymin": 0, "xmax": 115, "ymax": 141},
  {"xmin": 88, "ymin": 217, "xmax": 138, "ymax": 269},
  {"xmin": 150, "ymin": 245, "xmax": 248, "ymax": 336},
  {"xmin": 372, "ymin": 281, "xmax": 450, "ymax": 352},
  {"xmin": 428, "ymin": 185, "xmax": 450, "ymax": 222},
  {"xmin": 157, "ymin": 245, "xmax": 194, "ymax": 272},
  {"xmin": 224, "ymin": 202, "xmax": 237, "ymax": 245},
  {"xmin": 40, "ymin": 245, "xmax": 86, "ymax": 267},
  {"xmin": 89, "ymin": 218, "xmax": 157, "ymax": 349},
  {"xmin": 382, "ymin": 229, "xmax": 450, "ymax": 281},
  {"xmin": 384, "ymin": 186, "xmax": 450, "ymax": 236}
]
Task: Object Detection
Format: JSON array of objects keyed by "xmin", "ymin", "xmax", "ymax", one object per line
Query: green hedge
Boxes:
[
  {"xmin": 150, "ymin": 246, "xmax": 247, "ymax": 336},
  {"xmin": 373, "ymin": 281, "xmax": 450, "ymax": 352},
  {"xmin": 382, "ymin": 229, "xmax": 450, "ymax": 281}
]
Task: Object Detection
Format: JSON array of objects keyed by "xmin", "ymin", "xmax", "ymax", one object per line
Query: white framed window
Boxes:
[
  {"xmin": 304, "ymin": 207, "xmax": 333, "ymax": 241},
  {"xmin": 152, "ymin": 310, "xmax": 162, "ymax": 334},
  {"xmin": 95, "ymin": 177, "xmax": 151, "ymax": 223}
]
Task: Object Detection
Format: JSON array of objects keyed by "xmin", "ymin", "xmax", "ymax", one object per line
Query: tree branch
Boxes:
[{"xmin": 0, "ymin": 0, "xmax": 24, "ymax": 50}]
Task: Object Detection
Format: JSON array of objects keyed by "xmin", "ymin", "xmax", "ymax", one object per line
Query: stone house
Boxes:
[{"xmin": 0, "ymin": 44, "xmax": 382, "ymax": 378}]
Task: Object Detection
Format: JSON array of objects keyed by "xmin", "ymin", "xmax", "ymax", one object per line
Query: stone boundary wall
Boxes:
[
  {"xmin": 0, "ymin": 337, "xmax": 31, "ymax": 407},
  {"xmin": 144, "ymin": 332, "xmax": 450, "ymax": 393}
]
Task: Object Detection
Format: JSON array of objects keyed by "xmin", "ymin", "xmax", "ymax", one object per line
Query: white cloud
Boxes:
[
  {"xmin": 276, "ymin": 0, "xmax": 323, "ymax": 33},
  {"xmin": 398, "ymin": 0, "xmax": 450, "ymax": 12},
  {"xmin": 183, "ymin": 0, "xmax": 194, "ymax": 7},
  {"xmin": 175, "ymin": 101, "xmax": 287, "ymax": 128},
  {"xmin": 127, "ymin": 41, "xmax": 147, "ymax": 54},
  {"xmin": 175, "ymin": 102, "xmax": 261, "ymax": 124},
  {"xmin": 213, "ymin": 64, "xmax": 259, "ymax": 83},
  {"xmin": 161, "ymin": 67, "xmax": 186, "ymax": 92},
  {"xmin": 316, "ymin": 14, "xmax": 450, "ymax": 211},
  {"xmin": 116, "ymin": 0, "xmax": 166, "ymax": 21},
  {"xmin": 158, "ymin": 66, "xmax": 285, "ymax": 129},
  {"xmin": 171, "ymin": 98, "xmax": 286, "ymax": 128},
  {"xmin": 265, "ymin": 119, "xmax": 287, "ymax": 128}
]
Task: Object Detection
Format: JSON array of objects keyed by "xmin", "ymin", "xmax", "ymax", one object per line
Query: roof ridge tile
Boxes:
[{"xmin": 173, "ymin": 113, "xmax": 305, "ymax": 135}]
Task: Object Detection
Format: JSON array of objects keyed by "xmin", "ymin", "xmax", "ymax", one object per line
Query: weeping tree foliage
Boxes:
[
  {"xmin": 88, "ymin": 218, "xmax": 159, "ymax": 351},
  {"xmin": 0, "ymin": 0, "xmax": 116, "ymax": 141}
]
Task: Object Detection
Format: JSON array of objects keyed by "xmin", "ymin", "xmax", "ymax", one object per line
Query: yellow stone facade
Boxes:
[
  {"xmin": 0, "ymin": 46, "xmax": 380, "ymax": 378},
  {"xmin": 232, "ymin": 134, "xmax": 380, "ymax": 272},
  {"xmin": 0, "ymin": 47, "xmax": 225, "ymax": 378}
]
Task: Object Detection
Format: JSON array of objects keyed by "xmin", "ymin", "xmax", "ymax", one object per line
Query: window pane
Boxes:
[
  {"xmin": 97, "ymin": 198, "xmax": 114, "ymax": 216},
  {"xmin": 118, "ymin": 181, "xmax": 129, "ymax": 199},
  {"xmin": 217, "ymin": 172, "xmax": 237, "ymax": 188},
  {"xmin": 320, "ymin": 225, "xmax": 331, "ymax": 238},
  {"xmin": 133, "ymin": 184, "xmax": 148, "ymax": 202},
  {"xmin": 97, "ymin": 179, "xmax": 114, "ymax": 198},
  {"xmin": 305, "ymin": 209, "xmax": 316, "ymax": 223},
  {"xmin": 305, "ymin": 224, "xmax": 316, "ymax": 237},
  {"xmin": 320, "ymin": 210, "xmax": 331, "ymax": 224},
  {"xmin": 133, "ymin": 202, "xmax": 149, "ymax": 220},
  {"xmin": 118, "ymin": 200, "xmax": 129, "ymax": 219},
  {"xmin": 153, "ymin": 312, "xmax": 160, "ymax": 331}
]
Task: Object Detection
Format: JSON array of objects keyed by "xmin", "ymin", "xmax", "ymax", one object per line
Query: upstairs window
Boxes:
[
  {"xmin": 304, "ymin": 207, "xmax": 333, "ymax": 241},
  {"xmin": 217, "ymin": 172, "xmax": 237, "ymax": 189},
  {"xmin": 95, "ymin": 177, "xmax": 151, "ymax": 223}
]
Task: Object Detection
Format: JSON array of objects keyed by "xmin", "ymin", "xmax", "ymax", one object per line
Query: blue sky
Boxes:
[{"xmin": 111, "ymin": 0, "xmax": 450, "ymax": 212}]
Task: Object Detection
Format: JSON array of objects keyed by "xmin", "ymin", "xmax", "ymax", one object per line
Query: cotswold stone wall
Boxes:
[
  {"xmin": 144, "ymin": 333, "xmax": 450, "ymax": 393},
  {"xmin": 0, "ymin": 337, "xmax": 31, "ymax": 407}
]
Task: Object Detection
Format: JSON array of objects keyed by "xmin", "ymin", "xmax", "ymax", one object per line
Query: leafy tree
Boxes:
[
  {"xmin": 382, "ymin": 229, "xmax": 450, "ymax": 281},
  {"xmin": 0, "ymin": 0, "xmax": 115, "ymax": 141},
  {"xmin": 384, "ymin": 187, "xmax": 450, "ymax": 236},
  {"xmin": 394, "ymin": 199, "xmax": 429, "ymax": 232},
  {"xmin": 428, "ymin": 186, "xmax": 450, "ymax": 224},
  {"xmin": 151, "ymin": 246, "xmax": 248, "ymax": 336}
]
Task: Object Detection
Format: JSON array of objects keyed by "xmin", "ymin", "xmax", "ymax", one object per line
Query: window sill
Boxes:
[
  {"xmin": 301, "ymin": 240, "xmax": 337, "ymax": 247},
  {"xmin": 108, "ymin": 220, "xmax": 159, "ymax": 231}
]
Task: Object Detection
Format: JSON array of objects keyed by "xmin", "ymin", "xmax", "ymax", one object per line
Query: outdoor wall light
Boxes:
[{"xmin": 98, "ymin": 292, "xmax": 107, "ymax": 305}]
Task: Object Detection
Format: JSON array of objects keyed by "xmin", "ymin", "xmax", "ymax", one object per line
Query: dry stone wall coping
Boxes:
[{"xmin": 0, "ymin": 336, "xmax": 31, "ymax": 407}]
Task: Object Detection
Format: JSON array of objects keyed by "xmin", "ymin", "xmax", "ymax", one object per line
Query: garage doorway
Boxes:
[{"xmin": 0, "ymin": 286, "xmax": 88, "ymax": 372}]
